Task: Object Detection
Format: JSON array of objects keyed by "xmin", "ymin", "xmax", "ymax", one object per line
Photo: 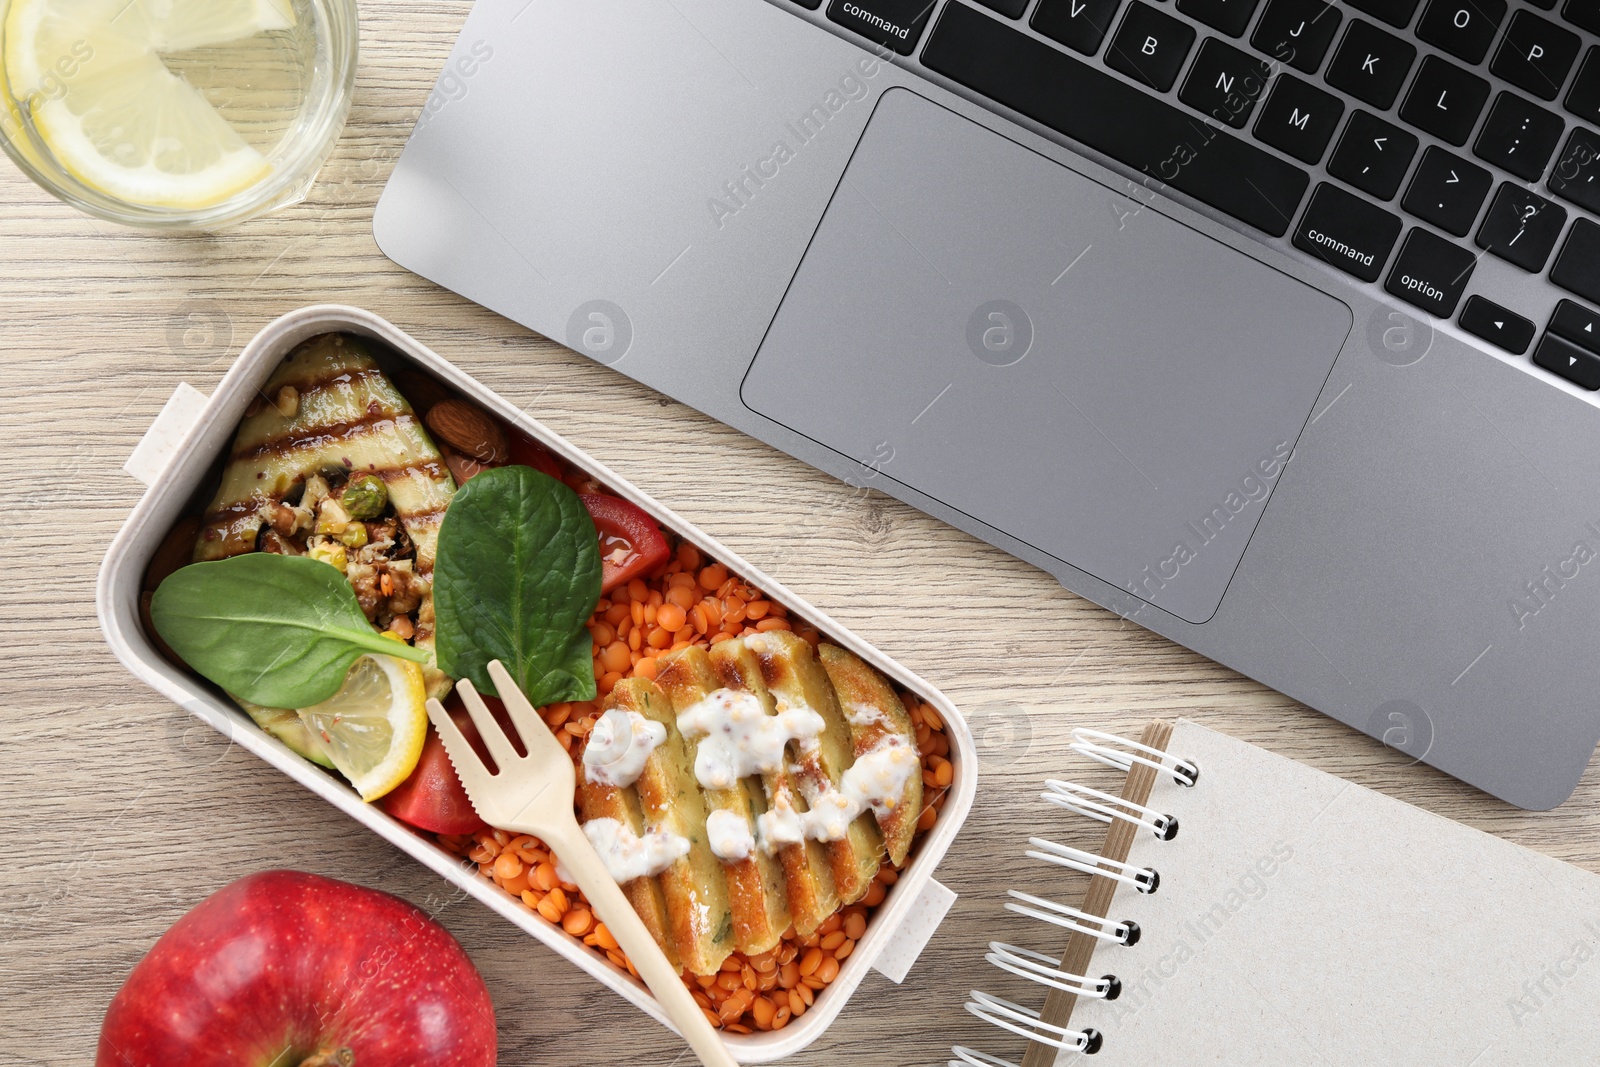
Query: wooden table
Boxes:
[{"xmin": 4, "ymin": 3, "xmax": 1599, "ymax": 1063}]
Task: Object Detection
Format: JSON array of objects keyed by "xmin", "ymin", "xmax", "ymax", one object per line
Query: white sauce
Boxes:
[
  {"xmin": 754, "ymin": 737, "xmax": 919, "ymax": 852},
  {"xmin": 843, "ymin": 701, "xmax": 889, "ymax": 730},
  {"xmin": 582, "ymin": 817, "xmax": 690, "ymax": 884},
  {"xmin": 678, "ymin": 684, "xmax": 923, "ymax": 860},
  {"xmin": 838, "ymin": 736, "xmax": 920, "ymax": 817},
  {"xmin": 801, "ymin": 789, "xmax": 857, "ymax": 843},
  {"xmin": 706, "ymin": 809, "xmax": 756, "ymax": 862},
  {"xmin": 755, "ymin": 792, "xmax": 806, "ymax": 852},
  {"xmin": 582, "ymin": 709, "xmax": 667, "ymax": 788},
  {"xmin": 676, "ymin": 689, "xmax": 824, "ymax": 791}
]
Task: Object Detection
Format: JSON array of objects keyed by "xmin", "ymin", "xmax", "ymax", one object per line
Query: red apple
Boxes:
[{"xmin": 97, "ymin": 870, "xmax": 496, "ymax": 1067}]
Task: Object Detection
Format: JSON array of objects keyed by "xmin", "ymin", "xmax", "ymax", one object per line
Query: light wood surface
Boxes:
[{"xmin": 5, "ymin": 3, "xmax": 1600, "ymax": 1064}]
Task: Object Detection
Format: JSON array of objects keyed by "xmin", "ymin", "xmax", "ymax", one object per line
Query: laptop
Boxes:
[{"xmin": 374, "ymin": 0, "xmax": 1600, "ymax": 809}]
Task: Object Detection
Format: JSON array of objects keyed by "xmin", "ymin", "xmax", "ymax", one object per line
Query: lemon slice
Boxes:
[
  {"xmin": 138, "ymin": 0, "xmax": 296, "ymax": 54},
  {"xmin": 4, "ymin": 0, "xmax": 296, "ymax": 209},
  {"xmin": 297, "ymin": 652, "xmax": 429, "ymax": 802}
]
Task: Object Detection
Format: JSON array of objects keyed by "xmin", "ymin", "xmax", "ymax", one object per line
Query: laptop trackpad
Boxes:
[{"xmin": 740, "ymin": 89, "xmax": 1352, "ymax": 624}]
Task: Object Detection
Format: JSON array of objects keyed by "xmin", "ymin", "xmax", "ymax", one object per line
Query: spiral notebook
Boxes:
[{"xmin": 955, "ymin": 720, "xmax": 1600, "ymax": 1067}]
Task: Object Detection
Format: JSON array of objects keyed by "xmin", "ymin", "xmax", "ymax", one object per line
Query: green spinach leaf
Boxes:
[
  {"xmin": 433, "ymin": 466, "xmax": 602, "ymax": 706},
  {"xmin": 151, "ymin": 553, "xmax": 429, "ymax": 708}
]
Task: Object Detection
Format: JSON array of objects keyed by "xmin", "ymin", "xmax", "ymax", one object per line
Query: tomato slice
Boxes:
[
  {"xmin": 581, "ymin": 493, "xmax": 671, "ymax": 593},
  {"xmin": 378, "ymin": 696, "xmax": 489, "ymax": 836},
  {"xmin": 507, "ymin": 430, "xmax": 564, "ymax": 480}
]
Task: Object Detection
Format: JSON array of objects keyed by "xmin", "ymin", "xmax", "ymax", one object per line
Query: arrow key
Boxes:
[
  {"xmin": 1549, "ymin": 299, "xmax": 1600, "ymax": 354},
  {"xmin": 1402, "ymin": 145, "xmax": 1492, "ymax": 236},
  {"xmin": 1533, "ymin": 332, "xmax": 1600, "ymax": 390},
  {"xmin": 1459, "ymin": 295, "xmax": 1535, "ymax": 354}
]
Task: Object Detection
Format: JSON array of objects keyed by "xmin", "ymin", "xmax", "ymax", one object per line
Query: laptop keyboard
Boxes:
[{"xmin": 774, "ymin": 0, "xmax": 1600, "ymax": 394}]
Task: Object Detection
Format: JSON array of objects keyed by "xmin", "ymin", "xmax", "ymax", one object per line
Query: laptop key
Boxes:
[
  {"xmin": 1250, "ymin": 0, "xmax": 1342, "ymax": 73},
  {"xmin": 1178, "ymin": 0, "xmax": 1264, "ymax": 37},
  {"xmin": 1459, "ymin": 295, "xmax": 1536, "ymax": 354},
  {"xmin": 1566, "ymin": 0, "xmax": 1600, "ymax": 35},
  {"xmin": 1402, "ymin": 145, "xmax": 1492, "ymax": 235},
  {"xmin": 825, "ymin": 0, "xmax": 935, "ymax": 54},
  {"xmin": 1550, "ymin": 218, "xmax": 1600, "ymax": 303},
  {"xmin": 1532, "ymin": 332, "xmax": 1600, "ymax": 389},
  {"xmin": 1033, "ymin": 0, "xmax": 1122, "ymax": 53},
  {"xmin": 1416, "ymin": 0, "xmax": 1506, "ymax": 64},
  {"xmin": 1293, "ymin": 182, "xmax": 1403, "ymax": 281},
  {"xmin": 1399, "ymin": 56, "xmax": 1491, "ymax": 145},
  {"xmin": 1325, "ymin": 20, "xmax": 1416, "ymax": 110},
  {"xmin": 1549, "ymin": 299, "xmax": 1600, "ymax": 351},
  {"xmin": 1490, "ymin": 11, "xmax": 1580, "ymax": 101},
  {"xmin": 1473, "ymin": 92, "xmax": 1564, "ymax": 181},
  {"xmin": 1328, "ymin": 110, "xmax": 1418, "ymax": 198},
  {"xmin": 1106, "ymin": 3, "xmax": 1198, "ymax": 91},
  {"xmin": 1384, "ymin": 228, "xmax": 1476, "ymax": 316},
  {"xmin": 1180, "ymin": 38, "xmax": 1273, "ymax": 127},
  {"xmin": 1345, "ymin": 0, "xmax": 1422, "ymax": 28},
  {"xmin": 1255, "ymin": 75, "xmax": 1345, "ymax": 162},
  {"xmin": 1475, "ymin": 183, "xmax": 1567, "ymax": 271},
  {"xmin": 973, "ymin": 0, "xmax": 1030, "ymax": 15},
  {"xmin": 922, "ymin": 2, "xmax": 1311, "ymax": 235},
  {"xmin": 1566, "ymin": 48, "xmax": 1600, "ymax": 125},
  {"xmin": 1549, "ymin": 127, "xmax": 1600, "ymax": 213}
]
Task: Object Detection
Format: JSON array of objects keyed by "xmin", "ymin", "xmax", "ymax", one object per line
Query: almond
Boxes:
[
  {"xmin": 440, "ymin": 444, "xmax": 491, "ymax": 486},
  {"xmin": 425, "ymin": 399, "xmax": 508, "ymax": 464}
]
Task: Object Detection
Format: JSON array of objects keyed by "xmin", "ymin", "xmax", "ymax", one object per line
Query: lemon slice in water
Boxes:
[
  {"xmin": 4, "ymin": 0, "xmax": 296, "ymax": 209},
  {"xmin": 298, "ymin": 652, "xmax": 429, "ymax": 803}
]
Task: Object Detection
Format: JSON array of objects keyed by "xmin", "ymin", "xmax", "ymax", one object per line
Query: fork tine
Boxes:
[
  {"xmin": 487, "ymin": 660, "xmax": 554, "ymax": 756},
  {"xmin": 455, "ymin": 677, "xmax": 522, "ymax": 771},
  {"xmin": 425, "ymin": 698, "xmax": 495, "ymax": 802}
]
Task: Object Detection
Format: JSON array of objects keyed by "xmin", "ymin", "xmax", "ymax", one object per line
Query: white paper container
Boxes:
[{"xmin": 96, "ymin": 305, "xmax": 977, "ymax": 1062}]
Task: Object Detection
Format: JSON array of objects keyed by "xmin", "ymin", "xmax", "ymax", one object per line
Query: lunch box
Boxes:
[{"xmin": 96, "ymin": 305, "xmax": 976, "ymax": 1062}]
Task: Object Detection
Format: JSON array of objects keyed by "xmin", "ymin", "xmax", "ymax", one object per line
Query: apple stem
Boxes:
[{"xmin": 299, "ymin": 1049, "xmax": 355, "ymax": 1067}]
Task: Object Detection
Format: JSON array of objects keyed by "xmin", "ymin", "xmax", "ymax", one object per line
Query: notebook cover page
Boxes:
[{"xmin": 1056, "ymin": 720, "xmax": 1600, "ymax": 1064}]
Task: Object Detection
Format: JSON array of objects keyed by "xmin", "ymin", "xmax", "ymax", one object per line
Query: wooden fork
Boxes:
[{"xmin": 426, "ymin": 660, "xmax": 738, "ymax": 1067}]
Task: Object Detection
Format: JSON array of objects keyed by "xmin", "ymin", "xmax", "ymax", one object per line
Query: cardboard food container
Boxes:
[{"xmin": 96, "ymin": 305, "xmax": 976, "ymax": 1062}]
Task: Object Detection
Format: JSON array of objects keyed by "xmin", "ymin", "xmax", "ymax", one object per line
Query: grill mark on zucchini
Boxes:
[{"xmin": 229, "ymin": 412, "xmax": 424, "ymax": 464}]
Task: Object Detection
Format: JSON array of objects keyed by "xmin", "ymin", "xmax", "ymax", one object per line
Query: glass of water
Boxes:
[{"xmin": 0, "ymin": 0, "xmax": 357, "ymax": 229}]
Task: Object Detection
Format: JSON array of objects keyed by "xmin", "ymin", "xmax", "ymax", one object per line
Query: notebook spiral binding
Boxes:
[{"xmin": 953, "ymin": 729, "xmax": 1199, "ymax": 1066}]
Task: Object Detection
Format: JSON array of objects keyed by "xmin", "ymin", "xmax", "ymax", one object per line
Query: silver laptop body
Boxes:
[{"xmin": 375, "ymin": 0, "xmax": 1600, "ymax": 808}]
